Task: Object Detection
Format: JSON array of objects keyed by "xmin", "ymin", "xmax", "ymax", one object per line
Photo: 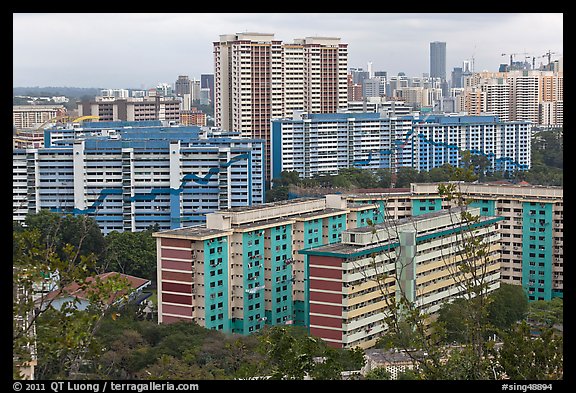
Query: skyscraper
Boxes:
[
  {"xmin": 200, "ymin": 74, "xmax": 214, "ymax": 103},
  {"xmin": 214, "ymin": 33, "xmax": 348, "ymax": 180},
  {"xmin": 430, "ymin": 41, "xmax": 446, "ymax": 80},
  {"xmin": 175, "ymin": 75, "xmax": 192, "ymax": 97}
]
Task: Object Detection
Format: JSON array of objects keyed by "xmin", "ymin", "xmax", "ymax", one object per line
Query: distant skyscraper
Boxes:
[
  {"xmin": 200, "ymin": 74, "xmax": 214, "ymax": 103},
  {"xmin": 430, "ymin": 41, "xmax": 446, "ymax": 81},
  {"xmin": 175, "ymin": 75, "xmax": 192, "ymax": 97},
  {"xmin": 451, "ymin": 67, "xmax": 463, "ymax": 88}
]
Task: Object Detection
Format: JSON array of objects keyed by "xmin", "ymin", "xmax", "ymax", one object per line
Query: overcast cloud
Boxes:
[{"xmin": 13, "ymin": 13, "xmax": 563, "ymax": 89}]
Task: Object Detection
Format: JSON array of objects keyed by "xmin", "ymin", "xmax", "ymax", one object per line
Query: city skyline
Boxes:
[{"xmin": 13, "ymin": 13, "xmax": 563, "ymax": 89}]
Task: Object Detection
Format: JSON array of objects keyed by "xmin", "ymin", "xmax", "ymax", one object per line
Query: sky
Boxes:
[{"xmin": 13, "ymin": 13, "xmax": 563, "ymax": 89}]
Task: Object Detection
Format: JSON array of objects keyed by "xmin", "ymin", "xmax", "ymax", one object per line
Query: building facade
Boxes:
[
  {"xmin": 300, "ymin": 206, "xmax": 502, "ymax": 349},
  {"xmin": 153, "ymin": 181, "xmax": 562, "ymax": 348},
  {"xmin": 271, "ymin": 112, "xmax": 531, "ymax": 180},
  {"xmin": 343, "ymin": 181, "xmax": 563, "ymax": 301},
  {"xmin": 77, "ymin": 96, "xmax": 181, "ymax": 123},
  {"xmin": 430, "ymin": 41, "xmax": 447, "ymax": 81},
  {"xmin": 174, "ymin": 75, "xmax": 192, "ymax": 97},
  {"xmin": 13, "ymin": 121, "xmax": 265, "ymax": 234},
  {"xmin": 153, "ymin": 195, "xmax": 383, "ymax": 334},
  {"xmin": 13, "ymin": 105, "xmax": 67, "ymax": 131},
  {"xmin": 407, "ymin": 182, "xmax": 563, "ymax": 301},
  {"xmin": 180, "ymin": 108, "xmax": 207, "ymax": 126},
  {"xmin": 214, "ymin": 33, "xmax": 348, "ymax": 179},
  {"xmin": 461, "ymin": 70, "xmax": 563, "ymax": 127}
]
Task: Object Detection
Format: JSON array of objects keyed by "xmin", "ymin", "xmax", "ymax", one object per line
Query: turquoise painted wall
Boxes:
[
  {"xmin": 327, "ymin": 214, "xmax": 346, "ymax": 243},
  {"xmin": 411, "ymin": 198, "xmax": 442, "ymax": 216},
  {"xmin": 303, "ymin": 219, "xmax": 323, "ymax": 250},
  {"xmin": 522, "ymin": 202, "xmax": 554, "ymax": 301},
  {"xmin": 203, "ymin": 236, "xmax": 229, "ymax": 332},
  {"xmin": 356, "ymin": 209, "xmax": 373, "ymax": 228},
  {"xmin": 293, "ymin": 300, "xmax": 306, "ymax": 327},
  {"xmin": 469, "ymin": 199, "xmax": 496, "ymax": 217},
  {"xmin": 268, "ymin": 224, "xmax": 294, "ymax": 325},
  {"xmin": 366, "ymin": 200, "xmax": 386, "ymax": 224},
  {"xmin": 297, "ymin": 219, "xmax": 324, "ymax": 329},
  {"xmin": 241, "ymin": 230, "xmax": 266, "ymax": 334}
]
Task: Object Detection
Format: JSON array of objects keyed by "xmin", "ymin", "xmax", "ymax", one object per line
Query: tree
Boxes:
[
  {"xmin": 394, "ymin": 167, "xmax": 419, "ymax": 188},
  {"xmin": 13, "ymin": 215, "xmax": 131, "ymax": 379},
  {"xmin": 364, "ymin": 367, "xmax": 392, "ymax": 380},
  {"xmin": 375, "ymin": 168, "xmax": 393, "ymax": 188},
  {"xmin": 368, "ymin": 160, "xmax": 523, "ymax": 380},
  {"xmin": 438, "ymin": 284, "xmax": 529, "ymax": 344},
  {"xmin": 495, "ymin": 321, "xmax": 563, "ymax": 380},
  {"xmin": 436, "ymin": 298, "xmax": 469, "ymax": 343},
  {"xmin": 255, "ymin": 325, "xmax": 359, "ymax": 380},
  {"xmin": 376, "ymin": 179, "xmax": 499, "ymax": 379},
  {"xmin": 101, "ymin": 229, "xmax": 157, "ymax": 281},
  {"xmin": 487, "ymin": 283, "xmax": 528, "ymax": 331},
  {"xmin": 24, "ymin": 210, "xmax": 106, "ymax": 262},
  {"xmin": 527, "ymin": 297, "xmax": 563, "ymax": 328}
]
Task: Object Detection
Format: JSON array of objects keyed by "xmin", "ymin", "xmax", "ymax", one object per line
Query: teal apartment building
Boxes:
[
  {"xmin": 153, "ymin": 195, "xmax": 383, "ymax": 333},
  {"xmin": 154, "ymin": 181, "xmax": 562, "ymax": 341},
  {"xmin": 345, "ymin": 182, "xmax": 563, "ymax": 301}
]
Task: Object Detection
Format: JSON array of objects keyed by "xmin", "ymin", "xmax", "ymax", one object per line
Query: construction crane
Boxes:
[
  {"xmin": 501, "ymin": 52, "xmax": 530, "ymax": 67},
  {"xmin": 72, "ymin": 115, "xmax": 99, "ymax": 123},
  {"xmin": 33, "ymin": 115, "xmax": 99, "ymax": 133},
  {"xmin": 542, "ymin": 50, "xmax": 561, "ymax": 66},
  {"xmin": 32, "ymin": 114, "xmax": 70, "ymax": 132}
]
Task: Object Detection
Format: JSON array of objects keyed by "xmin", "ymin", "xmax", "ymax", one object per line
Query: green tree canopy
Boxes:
[
  {"xmin": 24, "ymin": 210, "xmax": 106, "ymax": 262},
  {"xmin": 487, "ymin": 283, "xmax": 528, "ymax": 331},
  {"xmin": 101, "ymin": 229, "xmax": 157, "ymax": 280}
]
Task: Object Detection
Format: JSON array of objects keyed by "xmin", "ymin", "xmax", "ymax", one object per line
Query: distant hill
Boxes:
[{"xmin": 13, "ymin": 86, "xmax": 103, "ymax": 99}]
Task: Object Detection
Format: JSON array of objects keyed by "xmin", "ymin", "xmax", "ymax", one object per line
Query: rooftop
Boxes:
[
  {"xmin": 221, "ymin": 196, "xmax": 322, "ymax": 213},
  {"xmin": 152, "ymin": 225, "xmax": 230, "ymax": 240},
  {"xmin": 43, "ymin": 272, "xmax": 151, "ymax": 305}
]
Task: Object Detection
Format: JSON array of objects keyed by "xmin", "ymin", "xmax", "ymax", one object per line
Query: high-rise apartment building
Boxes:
[
  {"xmin": 461, "ymin": 70, "xmax": 563, "ymax": 127},
  {"xmin": 302, "ymin": 206, "xmax": 502, "ymax": 348},
  {"xmin": 153, "ymin": 195, "xmax": 383, "ymax": 333},
  {"xmin": 342, "ymin": 182, "xmax": 564, "ymax": 302},
  {"xmin": 271, "ymin": 113, "xmax": 531, "ymax": 180},
  {"xmin": 180, "ymin": 107, "xmax": 207, "ymax": 126},
  {"xmin": 13, "ymin": 121, "xmax": 265, "ymax": 234},
  {"xmin": 407, "ymin": 182, "xmax": 563, "ymax": 301},
  {"xmin": 508, "ymin": 70, "xmax": 541, "ymax": 125},
  {"xmin": 214, "ymin": 33, "xmax": 348, "ymax": 179},
  {"xmin": 430, "ymin": 41, "xmax": 446, "ymax": 81},
  {"xmin": 153, "ymin": 182, "xmax": 562, "ymax": 348}
]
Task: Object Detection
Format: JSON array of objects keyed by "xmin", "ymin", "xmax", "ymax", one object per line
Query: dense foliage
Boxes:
[{"xmin": 72, "ymin": 311, "xmax": 365, "ymax": 380}]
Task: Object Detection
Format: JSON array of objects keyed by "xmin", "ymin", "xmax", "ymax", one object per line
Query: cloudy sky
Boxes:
[{"xmin": 13, "ymin": 13, "xmax": 563, "ymax": 89}]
